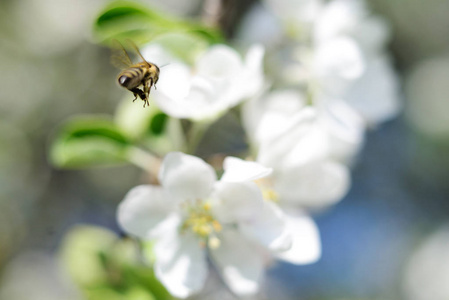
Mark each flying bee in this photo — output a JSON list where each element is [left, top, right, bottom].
[[111, 40, 160, 108]]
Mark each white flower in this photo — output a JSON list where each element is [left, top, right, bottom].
[[243, 89, 355, 208], [311, 0, 401, 124], [244, 89, 365, 165], [313, 0, 391, 57], [117, 152, 310, 298], [341, 55, 401, 125], [141, 43, 265, 121], [223, 157, 322, 264], [264, 0, 401, 126], [312, 36, 366, 96]]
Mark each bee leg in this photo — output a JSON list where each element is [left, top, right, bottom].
[[144, 80, 150, 95], [130, 87, 145, 104], [149, 78, 156, 91], [143, 80, 151, 108]]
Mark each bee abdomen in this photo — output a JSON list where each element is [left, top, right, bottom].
[[118, 68, 144, 89]]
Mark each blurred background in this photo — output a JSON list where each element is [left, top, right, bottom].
[[1, 0, 449, 299]]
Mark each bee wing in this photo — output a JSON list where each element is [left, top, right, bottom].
[[126, 39, 149, 63], [110, 39, 133, 69]]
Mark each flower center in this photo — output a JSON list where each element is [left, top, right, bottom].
[[255, 178, 280, 203], [181, 202, 222, 248]]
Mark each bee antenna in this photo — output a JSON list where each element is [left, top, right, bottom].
[[159, 63, 170, 68]]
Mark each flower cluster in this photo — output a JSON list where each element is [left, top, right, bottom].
[[111, 0, 401, 298], [45, 0, 401, 298]]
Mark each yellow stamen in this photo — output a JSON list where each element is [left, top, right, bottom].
[[212, 220, 222, 232], [262, 189, 280, 203], [203, 203, 211, 211], [255, 178, 280, 203], [208, 236, 221, 249], [181, 201, 222, 248]]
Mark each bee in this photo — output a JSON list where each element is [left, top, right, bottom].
[[111, 40, 160, 108]]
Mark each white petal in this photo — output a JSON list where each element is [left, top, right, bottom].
[[242, 89, 306, 146], [154, 229, 207, 298], [314, 0, 365, 43], [155, 73, 222, 120], [182, 76, 217, 112], [210, 230, 264, 296], [316, 37, 365, 79], [314, 37, 365, 95], [254, 90, 307, 143], [155, 63, 191, 101], [117, 185, 174, 239], [196, 45, 242, 79], [240, 201, 292, 252], [159, 152, 216, 200], [212, 181, 264, 224], [276, 212, 321, 265], [257, 107, 317, 168], [140, 44, 175, 67], [221, 157, 272, 182], [343, 55, 401, 125], [275, 160, 350, 208], [319, 99, 365, 163], [281, 124, 330, 167], [244, 44, 265, 73], [314, 0, 390, 56], [234, 44, 265, 100]]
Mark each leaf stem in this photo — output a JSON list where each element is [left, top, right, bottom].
[[126, 146, 161, 176], [167, 117, 187, 152], [187, 121, 210, 155]]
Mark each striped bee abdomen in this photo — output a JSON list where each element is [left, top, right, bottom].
[[118, 67, 145, 89]]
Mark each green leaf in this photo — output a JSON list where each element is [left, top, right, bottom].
[[50, 115, 132, 168], [129, 266, 172, 300], [93, 1, 223, 45], [150, 112, 168, 135], [126, 286, 156, 300], [85, 287, 125, 300]]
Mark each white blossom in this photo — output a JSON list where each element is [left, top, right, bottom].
[[255, 0, 401, 126], [243, 89, 355, 209], [313, 0, 391, 55], [141, 43, 265, 121], [222, 157, 322, 264], [117, 152, 316, 298], [312, 0, 401, 125]]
